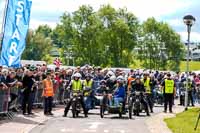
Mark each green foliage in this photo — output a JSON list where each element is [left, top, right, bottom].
[[164, 108, 200, 133], [22, 30, 52, 61], [136, 18, 184, 71], [23, 5, 184, 69]]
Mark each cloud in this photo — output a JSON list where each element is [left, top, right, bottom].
[[29, 19, 57, 29], [167, 19, 183, 28], [178, 32, 200, 42], [31, 0, 193, 20], [0, 0, 6, 33]]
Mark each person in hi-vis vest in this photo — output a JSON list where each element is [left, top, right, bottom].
[[184, 78, 194, 106], [141, 73, 154, 113], [43, 72, 54, 115], [161, 73, 176, 113], [83, 74, 96, 109], [63, 73, 88, 117]]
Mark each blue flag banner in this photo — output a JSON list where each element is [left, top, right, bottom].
[[0, 0, 32, 68]]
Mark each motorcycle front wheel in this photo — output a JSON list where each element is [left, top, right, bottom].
[[72, 101, 76, 118]]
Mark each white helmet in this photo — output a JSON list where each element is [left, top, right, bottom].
[[73, 73, 82, 78], [110, 75, 116, 82], [116, 76, 124, 84], [117, 76, 124, 81]]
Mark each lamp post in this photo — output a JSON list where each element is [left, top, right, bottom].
[[183, 15, 196, 111]]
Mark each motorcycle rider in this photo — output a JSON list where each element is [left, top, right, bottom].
[[63, 73, 88, 117], [131, 76, 150, 116], [83, 74, 95, 110], [141, 73, 154, 113], [109, 76, 126, 107]]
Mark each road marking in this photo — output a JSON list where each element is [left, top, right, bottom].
[[88, 122, 103, 129], [60, 128, 74, 132], [119, 130, 125, 133], [104, 129, 109, 133], [82, 129, 96, 132], [60, 128, 66, 132]]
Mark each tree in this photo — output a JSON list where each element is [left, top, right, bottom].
[[98, 6, 139, 67], [35, 25, 52, 38], [136, 18, 184, 71], [22, 30, 53, 63], [24, 5, 184, 70]]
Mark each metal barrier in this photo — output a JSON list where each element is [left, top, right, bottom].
[[34, 88, 44, 107], [9, 87, 19, 110], [32, 81, 43, 107], [0, 88, 13, 120]]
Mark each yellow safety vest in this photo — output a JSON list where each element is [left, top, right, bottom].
[[184, 82, 192, 91], [72, 80, 82, 91], [84, 80, 93, 88], [165, 79, 174, 94], [142, 78, 151, 94], [84, 80, 93, 96]]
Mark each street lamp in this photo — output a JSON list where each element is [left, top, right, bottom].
[[183, 15, 196, 111]]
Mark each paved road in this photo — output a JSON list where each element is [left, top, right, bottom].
[[30, 106, 163, 133]]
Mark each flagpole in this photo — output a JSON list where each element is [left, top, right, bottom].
[[0, 0, 9, 58], [0, 0, 9, 42]]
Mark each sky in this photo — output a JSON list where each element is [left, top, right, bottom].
[[0, 0, 200, 42]]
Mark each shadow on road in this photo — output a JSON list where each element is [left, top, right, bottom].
[[0, 115, 41, 125]]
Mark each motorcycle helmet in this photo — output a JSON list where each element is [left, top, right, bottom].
[[85, 73, 93, 80], [116, 76, 124, 84], [100, 80, 106, 85], [73, 73, 82, 78], [109, 75, 116, 82]]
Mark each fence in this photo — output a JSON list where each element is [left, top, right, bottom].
[[0, 88, 14, 119]]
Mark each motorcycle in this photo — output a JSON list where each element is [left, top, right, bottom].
[[71, 91, 82, 118], [155, 87, 164, 105], [128, 91, 145, 118], [100, 92, 124, 118]]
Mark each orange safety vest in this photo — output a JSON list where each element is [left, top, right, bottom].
[[128, 76, 135, 89], [43, 79, 54, 97]]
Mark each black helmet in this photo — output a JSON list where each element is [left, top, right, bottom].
[[100, 80, 106, 85], [85, 73, 93, 78]]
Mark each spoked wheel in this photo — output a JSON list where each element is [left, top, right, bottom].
[[100, 105, 105, 118]]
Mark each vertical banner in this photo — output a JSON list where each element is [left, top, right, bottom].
[[0, 0, 32, 68]]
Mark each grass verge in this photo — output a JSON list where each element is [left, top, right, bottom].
[[164, 108, 200, 133]]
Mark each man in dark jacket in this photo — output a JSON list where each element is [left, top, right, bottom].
[[22, 69, 35, 115]]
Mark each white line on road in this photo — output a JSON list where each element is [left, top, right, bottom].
[[119, 130, 125, 133], [60, 128, 66, 132], [104, 129, 109, 133], [82, 129, 96, 132], [60, 128, 74, 132], [88, 122, 103, 129]]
